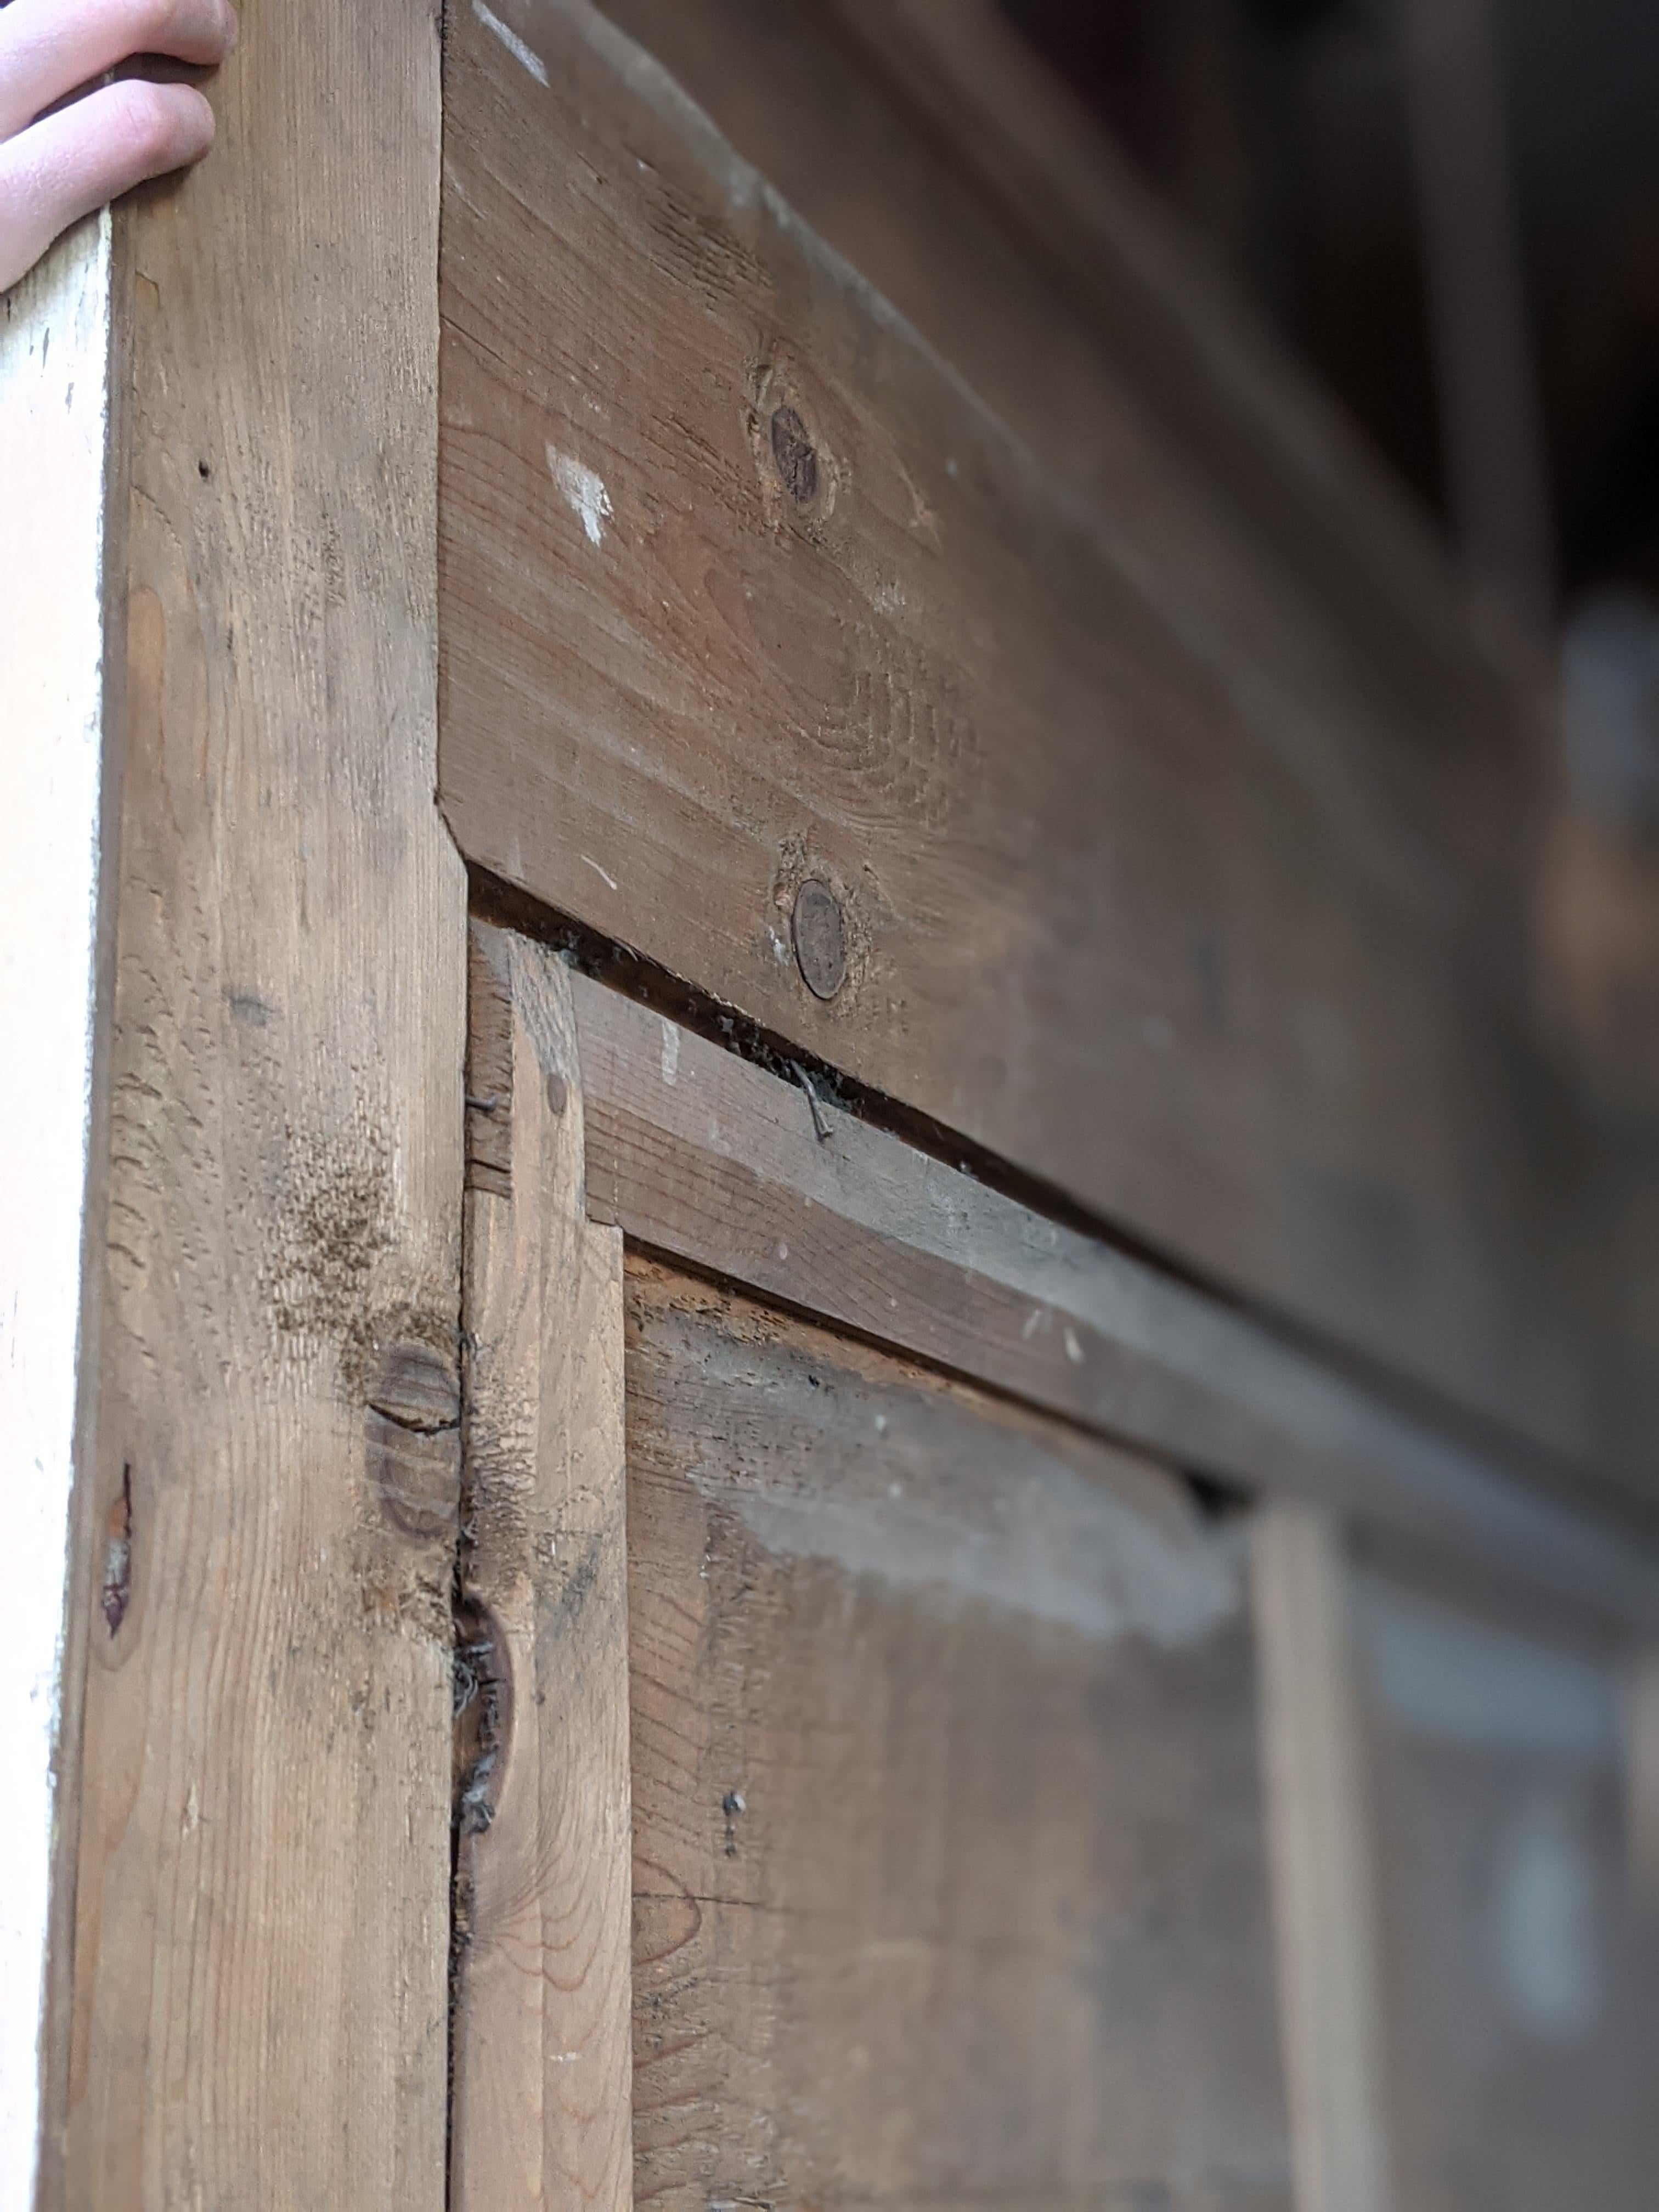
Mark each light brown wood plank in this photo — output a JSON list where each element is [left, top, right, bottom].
[[440, 0, 1630, 1491], [452, 924, 632, 2212], [1251, 1503, 1393, 2212], [568, 973, 1659, 1630], [54, 7, 466, 2199], [626, 1258, 1295, 2211]]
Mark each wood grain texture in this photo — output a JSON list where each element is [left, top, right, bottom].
[[1251, 1504, 1393, 2212], [452, 924, 633, 2212], [626, 1259, 1295, 2212], [55, 6, 466, 2200], [1352, 1565, 1659, 2212], [569, 974, 1659, 1630], [441, 0, 1631, 1491]]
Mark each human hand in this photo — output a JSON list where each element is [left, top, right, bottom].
[[1, 0, 236, 294]]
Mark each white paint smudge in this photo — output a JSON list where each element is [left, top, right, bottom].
[[1063, 1327, 1085, 1367], [725, 1466, 1240, 1651], [1353, 1575, 1621, 1762], [659, 1020, 680, 1088], [682, 1355, 1242, 1652], [546, 445, 614, 545], [581, 854, 618, 892], [472, 0, 548, 84], [1493, 1793, 1602, 2041]]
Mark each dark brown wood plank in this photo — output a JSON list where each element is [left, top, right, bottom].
[[439, 0, 1629, 1489], [625, 1257, 1295, 2211], [569, 973, 1659, 1632]]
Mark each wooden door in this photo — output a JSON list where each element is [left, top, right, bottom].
[[453, 924, 1295, 2210], [35, 0, 1659, 2201]]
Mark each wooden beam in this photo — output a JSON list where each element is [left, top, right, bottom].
[[568, 972, 1659, 1629], [452, 925, 633, 2212], [52, 2, 467, 2198]]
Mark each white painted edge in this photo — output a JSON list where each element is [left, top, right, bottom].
[[0, 207, 114, 2212]]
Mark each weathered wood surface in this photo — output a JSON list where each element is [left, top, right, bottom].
[[1352, 1566, 1659, 2212], [441, 0, 1630, 1490], [1251, 1504, 1393, 2212], [626, 1257, 1295, 2211], [620, 0, 1521, 736], [452, 925, 633, 2212], [55, 5, 467, 2200], [568, 972, 1659, 1629]]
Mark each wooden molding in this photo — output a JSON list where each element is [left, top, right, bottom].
[[567, 969, 1659, 1630], [452, 924, 633, 2212], [1252, 1501, 1394, 2212]]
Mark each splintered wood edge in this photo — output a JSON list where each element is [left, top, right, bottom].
[[566, 967, 1659, 1632]]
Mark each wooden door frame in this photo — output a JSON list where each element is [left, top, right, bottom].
[[22, 3, 470, 2202]]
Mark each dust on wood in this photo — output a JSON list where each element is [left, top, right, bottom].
[[625, 1256, 1294, 2211]]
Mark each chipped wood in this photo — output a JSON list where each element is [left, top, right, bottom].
[[451, 923, 633, 2212]]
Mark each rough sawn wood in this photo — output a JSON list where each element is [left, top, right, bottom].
[[452, 924, 633, 2212], [440, 0, 1626, 1490], [54, 4, 467, 2200]]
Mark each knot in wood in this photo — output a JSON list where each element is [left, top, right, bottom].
[[770, 404, 820, 509], [791, 879, 848, 1000]]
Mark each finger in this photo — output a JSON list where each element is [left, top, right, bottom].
[[0, 76, 213, 293], [0, 0, 235, 143]]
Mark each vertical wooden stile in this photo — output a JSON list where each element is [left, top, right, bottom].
[[452, 923, 633, 2212], [55, 2, 466, 2199], [1252, 1499, 1394, 2212]]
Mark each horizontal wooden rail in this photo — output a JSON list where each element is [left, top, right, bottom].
[[569, 970, 1659, 1631]]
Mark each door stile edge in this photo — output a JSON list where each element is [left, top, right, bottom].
[[453, 921, 634, 2211]]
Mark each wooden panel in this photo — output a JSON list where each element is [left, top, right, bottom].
[[1353, 1566, 1659, 2211], [452, 924, 633, 2211], [55, 5, 466, 2201], [568, 972, 1659, 1630], [626, 1259, 1295, 2211], [440, 0, 1625, 1487]]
